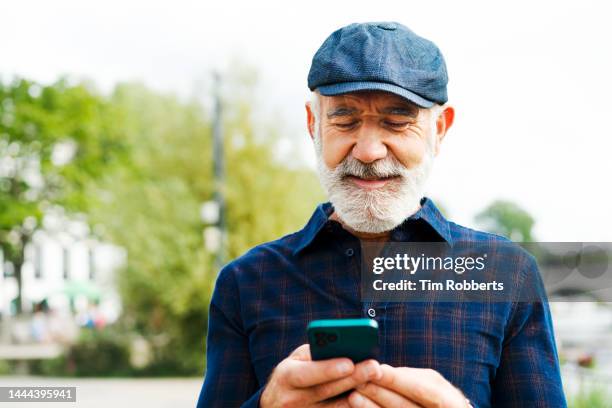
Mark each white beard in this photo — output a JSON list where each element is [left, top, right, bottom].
[[314, 136, 435, 234]]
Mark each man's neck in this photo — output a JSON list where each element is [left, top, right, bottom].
[[329, 211, 391, 241]]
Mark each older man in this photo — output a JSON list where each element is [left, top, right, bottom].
[[197, 22, 566, 407]]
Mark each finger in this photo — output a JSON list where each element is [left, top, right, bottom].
[[372, 365, 459, 407], [308, 359, 382, 402], [289, 343, 312, 361], [347, 390, 382, 408], [354, 359, 383, 382], [355, 382, 422, 408], [271, 389, 350, 408], [316, 396, 351, 408], [284, 357, 355, 388]]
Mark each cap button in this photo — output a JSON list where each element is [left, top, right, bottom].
[[376, 22, 397, 31]]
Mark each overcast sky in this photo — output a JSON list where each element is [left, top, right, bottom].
[[2, 0, 611, 241]]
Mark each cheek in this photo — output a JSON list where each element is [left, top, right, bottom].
[[391, 138, 428, 169], [321, 133, 353, 169]]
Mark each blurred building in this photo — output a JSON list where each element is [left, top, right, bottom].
[[0, 213, 124, 325]]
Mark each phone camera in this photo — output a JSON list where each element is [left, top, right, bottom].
[[314, 331, 338, 347]]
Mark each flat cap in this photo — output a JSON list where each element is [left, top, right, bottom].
[[307, 21, 448, 108]]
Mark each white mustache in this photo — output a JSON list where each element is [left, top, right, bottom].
[[337, 155, 407, 180]]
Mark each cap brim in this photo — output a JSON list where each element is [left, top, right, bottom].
[[316, 81, 434, 108]]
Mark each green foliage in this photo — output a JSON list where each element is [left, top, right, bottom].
[[1, 77, 126, 312], [2, 67, 324, 375], [85, 67, 324, 375], [474, 199, 535, 242], [568, 386, 612, 408], [32, 327, 132, 377], [0, 77, 125, 216], [0, 359, 10, 375]]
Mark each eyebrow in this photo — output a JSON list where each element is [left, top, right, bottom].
[[326, 106, 359, 119], [380, 106, 419, 117], [326, 105, 419, 119]]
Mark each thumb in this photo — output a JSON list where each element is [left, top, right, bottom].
[[289, 344, 311, 361]]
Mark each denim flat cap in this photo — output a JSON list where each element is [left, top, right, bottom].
[[307, 21, 448, 108]]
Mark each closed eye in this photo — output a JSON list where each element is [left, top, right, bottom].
[[384, 121, 410, 128], [335, 121, 359, 129]]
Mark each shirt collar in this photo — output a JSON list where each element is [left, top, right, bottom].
[[410, 196, 453, 246], [292, 196, 453, 256]]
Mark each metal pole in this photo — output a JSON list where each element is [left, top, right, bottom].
[[212, 71, 225, 270]]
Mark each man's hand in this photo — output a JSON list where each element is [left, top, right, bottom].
[[260, 344, 383, 408], [347, 364, 470, 408]]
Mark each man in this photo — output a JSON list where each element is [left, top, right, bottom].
[[197, 22, 566, 407]]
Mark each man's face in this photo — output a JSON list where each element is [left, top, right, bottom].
[[307, 90, 447, 234]]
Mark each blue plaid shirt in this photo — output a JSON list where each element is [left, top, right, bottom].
[[196, 197, 566, 407]]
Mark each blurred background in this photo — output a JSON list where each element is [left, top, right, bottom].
[[1, 0, 611, 406]]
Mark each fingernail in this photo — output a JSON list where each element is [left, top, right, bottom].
[[365, 363, 379, 378], [337, 361, 352, 375], [351, 392, 364, 406]]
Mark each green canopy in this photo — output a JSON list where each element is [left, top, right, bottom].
[[60, 280, 102, 302]]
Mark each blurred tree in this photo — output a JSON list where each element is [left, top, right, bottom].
[[0, 77, 125, 314], [474, 200, 535, 242], [429, 197, 449, 218], [86, 65, 324, 374]]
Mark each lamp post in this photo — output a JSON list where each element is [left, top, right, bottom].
[[201, 201, 221, 254], [201, 71, 226, 271]]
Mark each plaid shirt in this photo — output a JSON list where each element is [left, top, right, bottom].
[[196, 197, 566, 407]]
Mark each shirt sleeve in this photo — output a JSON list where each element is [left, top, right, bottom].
[[490, 254, 567, 407], [196, 264, 265, 407]]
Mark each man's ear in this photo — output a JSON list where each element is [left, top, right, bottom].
[[305, 101, 315, 140], [433, 105, 455, 156]]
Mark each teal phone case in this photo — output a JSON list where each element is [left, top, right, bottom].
[[307, 318, 379, 362]]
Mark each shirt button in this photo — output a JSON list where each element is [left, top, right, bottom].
[[345, 248, 354, 257], [367, 308, 376, 318]]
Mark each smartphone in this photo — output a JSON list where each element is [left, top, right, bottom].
[[307, 318, 379, 362]]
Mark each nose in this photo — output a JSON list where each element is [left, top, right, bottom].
[[351, 128, 388, 164]]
